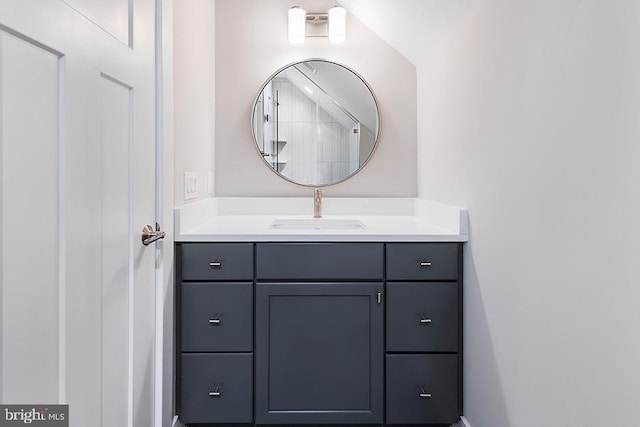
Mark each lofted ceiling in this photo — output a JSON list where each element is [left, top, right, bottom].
[[339, 0, 489, 66]]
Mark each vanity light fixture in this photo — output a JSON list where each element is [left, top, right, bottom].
[[287, 5, 347, 44], [288, 6, 306, 44], [328, 6, 346, 43]]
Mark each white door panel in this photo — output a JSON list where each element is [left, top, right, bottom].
[[0, 28, 61, 404], [100, 75, 133, 427], [0, 1, 159, 426]]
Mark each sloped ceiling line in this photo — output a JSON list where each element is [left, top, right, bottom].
[[339, 0, 489, 66]]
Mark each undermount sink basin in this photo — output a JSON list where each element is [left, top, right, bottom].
[[270, 219, 366, 231]]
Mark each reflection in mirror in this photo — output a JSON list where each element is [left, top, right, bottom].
[[252, 60, 379, 187]]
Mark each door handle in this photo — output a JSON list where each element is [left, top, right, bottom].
[[142, 223, 166, 246]]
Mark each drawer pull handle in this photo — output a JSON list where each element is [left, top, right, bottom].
[[420, 318, 432, 324], [209, 319, 221, 326], [209, 261, 222, 269], [419, 387, 432, 399], [419, 261, 432, 267], [208, 391, 221, 398]]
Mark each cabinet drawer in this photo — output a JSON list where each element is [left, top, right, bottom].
[[386, 282, 458, 352], [386, 243, 459, 281], [256, 243, 383, 280], [181, 282, 253, 352], [386, 354, 459, 425], [180, 353, 253, 424], [180, 243, 253, 281]]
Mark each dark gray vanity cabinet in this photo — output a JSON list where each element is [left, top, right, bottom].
[[176, 241, 462, 426], [254, 243, 384, 424], [176, 243, 254, 424], [385, 243, 462, 425]]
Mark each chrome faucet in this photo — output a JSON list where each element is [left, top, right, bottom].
[[313, 188, 322, 218]]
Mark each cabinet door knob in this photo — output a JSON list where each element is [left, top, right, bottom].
[[209, 318, 221, 326], [208, 391, 222, 398], [419, 261, 432, 267], [420, 318, 432, 324], [209, 261, 222, 269]]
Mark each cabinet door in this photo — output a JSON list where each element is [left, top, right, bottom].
[[255, 283, 384, 424]]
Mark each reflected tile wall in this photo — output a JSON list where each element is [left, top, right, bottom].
[[273, 78, 354, 185]]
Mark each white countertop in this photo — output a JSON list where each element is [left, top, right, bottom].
[[174, 197, 468, 242]]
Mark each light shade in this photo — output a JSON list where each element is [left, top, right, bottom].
[[328, 6, 346, 43], [288, 6, 306, 44]]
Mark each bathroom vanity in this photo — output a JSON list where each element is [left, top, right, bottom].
[[176, 58, 467, 426], [174, 197, 468, 426]]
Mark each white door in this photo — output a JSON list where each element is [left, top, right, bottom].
[[0, 1, 160, 426]]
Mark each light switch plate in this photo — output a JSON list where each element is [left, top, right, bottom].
[[184, 172, 199, 200]]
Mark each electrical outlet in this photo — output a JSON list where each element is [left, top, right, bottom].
[[184, 172, 199, 200], [207, 171, 214, 195]]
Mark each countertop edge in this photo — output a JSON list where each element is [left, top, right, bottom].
[[175, 231, 468, 243], [174, 198, 469, 243]]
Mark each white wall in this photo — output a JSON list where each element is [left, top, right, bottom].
[[173, 0, 215, 205], [417, 1, 640, 426], [214, 0, 416, 196]]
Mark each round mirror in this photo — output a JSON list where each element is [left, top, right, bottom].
[[252, 59, 380, 187]]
